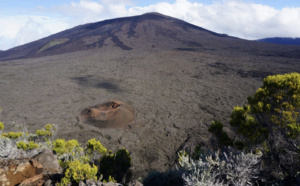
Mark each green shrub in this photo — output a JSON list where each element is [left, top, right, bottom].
[[36, 124, 55, 138], [228, 73, 300, 178], [208, 120, 223, 133], [99, 148, 131, 183], [17, 141, 28, 150], [59, 160, 98, 185], [2, 132, 23, 139], [230, 105, 268, 144], [36, 129, 51, 137], [103, 175, 117, 183], [52, 139, 81, 155], [45, 124, 56, 131], [0, 122, 4, 131], [87, 138, 107, 155], [208, 120, 233, 146], [16, 140, 39, 151], [192, 145, 204, 160], [28, 141, 39, 150]]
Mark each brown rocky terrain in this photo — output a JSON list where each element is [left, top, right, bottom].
[[0, 12, 299, 179]]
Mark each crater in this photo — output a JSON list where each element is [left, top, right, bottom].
[[80, 101, 135, 128]]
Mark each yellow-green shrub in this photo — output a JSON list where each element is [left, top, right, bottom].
[[103, 175, 117, 183], [60, 160, 98, 184], [28, 141, 39, 150], [52, 139, 81, 155], [36, 124, 55, 138], [16, 141, 39, 151], [17, 141, 28, 150], [87, 138, 107, 155], [2, 132, 23, 139], [0, 122, 4, 131], [228, 72, 300, 177]]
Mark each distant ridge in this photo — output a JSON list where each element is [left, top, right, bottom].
[[257, 37, 300, 46]]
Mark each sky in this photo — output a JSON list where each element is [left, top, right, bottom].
[[0, 0, 300, 50]]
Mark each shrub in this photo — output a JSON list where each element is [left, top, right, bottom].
[[52, 139, 81, 156], [16, 141, 28, 151], [2, 132, 23, 139], [179, 148, 261, 185], [229, 73, 300, 178], [59, 160, 98, 185], [0, 123, 132, 184], [208, 120, 233, 146], [0, 122, 4, 131], [36, 124, 56, 140], [86, 138, 107, 155], [99, 148, 131, 183], [16, 141, 39, 151], [27, 141, 39, 150]]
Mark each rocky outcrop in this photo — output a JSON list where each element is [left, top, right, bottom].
[[0, 151, 61, 186]]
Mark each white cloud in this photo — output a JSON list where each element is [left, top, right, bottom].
[[127, 0, 300, 39], [1, 0, 300, 50], [0, 15, 69, 50]]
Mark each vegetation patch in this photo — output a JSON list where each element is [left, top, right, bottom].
[[37, 38, 69, 53]]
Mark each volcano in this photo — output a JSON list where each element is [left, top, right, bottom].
[[0, 13, 299, 179]]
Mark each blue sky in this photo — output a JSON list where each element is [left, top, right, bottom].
[[1, 0, 300, 9], [1, 0, 300, 50]]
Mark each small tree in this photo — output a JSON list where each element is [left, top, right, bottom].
[[230, 73, 300, 180]]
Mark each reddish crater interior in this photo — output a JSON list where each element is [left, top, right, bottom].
[[80, 101, 135, 128]]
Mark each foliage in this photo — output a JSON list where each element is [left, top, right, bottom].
[[103, 175, 117, 183], [247, 73, 300, 138], [208, 120, 233, 147], [27, 141, 39, 150], [16, 140, 39, 151], [59, 160, 98, 185], [0, 122, 4, 131], [178, 148, 261, 186], [192, 145, 205, 160], [230, 105, 268, 145], [52, 139, 81, 156], [1, 132, 23, 139], [0, 123, 131, 184], [86, 138, 107, 155], [229, 73, 300, 178], [36, 124, 56, 141], [99, 148, 131, 183]]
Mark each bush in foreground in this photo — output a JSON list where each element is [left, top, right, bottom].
[[0, 122, 131, 185], [143, 148, 261, 186], [179, 148, 261, 186]]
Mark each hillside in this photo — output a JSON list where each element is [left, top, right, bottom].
[[258, 37, 300, 46], [0, 12, 300, 179]]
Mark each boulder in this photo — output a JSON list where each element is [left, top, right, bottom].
[[0, 151, 61, 186]]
